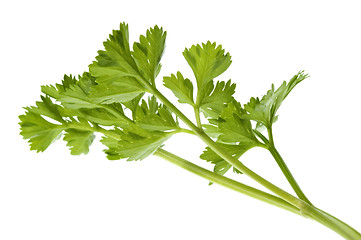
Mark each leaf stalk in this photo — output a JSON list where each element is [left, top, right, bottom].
[[154, 148, 301, 215]]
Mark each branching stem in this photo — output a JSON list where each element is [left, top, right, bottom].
[[149, 87, 303, 208], [147, 86, 361, 239]]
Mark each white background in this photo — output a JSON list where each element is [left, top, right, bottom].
[[1, 0, 361, 239]]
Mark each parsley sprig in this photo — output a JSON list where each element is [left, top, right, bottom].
[[19, 22, 361, 240]]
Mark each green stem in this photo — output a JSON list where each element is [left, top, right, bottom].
[[194, 106, 202, 128], [154, 148, 301, 215], [178, 128, 197, 135], [197, 132, 303, 208], [268, 144, 312, 205], [253, 129, 269, 145], [67, 122, 122, 140], [267, 125, 274, 145], [266, 126, 312, 205]]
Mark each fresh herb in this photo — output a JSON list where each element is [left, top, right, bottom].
[[19, 22, 361, 240]]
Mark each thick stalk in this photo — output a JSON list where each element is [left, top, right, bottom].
[[154, 148, 301, 215], [302, 205, 361, 240], [155, 149, 361, 240]]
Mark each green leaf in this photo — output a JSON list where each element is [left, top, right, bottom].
[[199, 101, 261, 177], [70, 107, 126, 127], [101, 130, 171, 161], [135, 96, 178, 131], [200, 143, 251, 176], [217, 101, 260, 146], [89, 22, 140, 81], [122, 93, 144, 119], [42, 73, 99, 109], [41, 74, 77, 99], [199, 80, 236, 118], [89, 76, 145, 104], [19, 110, 64, 152], [64, 128, 95, 155], [42, 73, 131, 125], [20, 23, 176, 159], [242, 71, 309, 127], [202, 124, 221, 139], [132, 25, 166, 83], [89, 24, 166, 103], [19, 91, 120, 153], [183, 41, 231, 89], [26, 95, 66, 124], [57, 85, 97, 109], [19, 97, 98, 154], [163, 71, 194, 106]]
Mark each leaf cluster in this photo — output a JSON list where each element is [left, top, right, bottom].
[[19, 22, 307, 178], [200, 71, 308, 176], [19, 23, 177, 161]]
